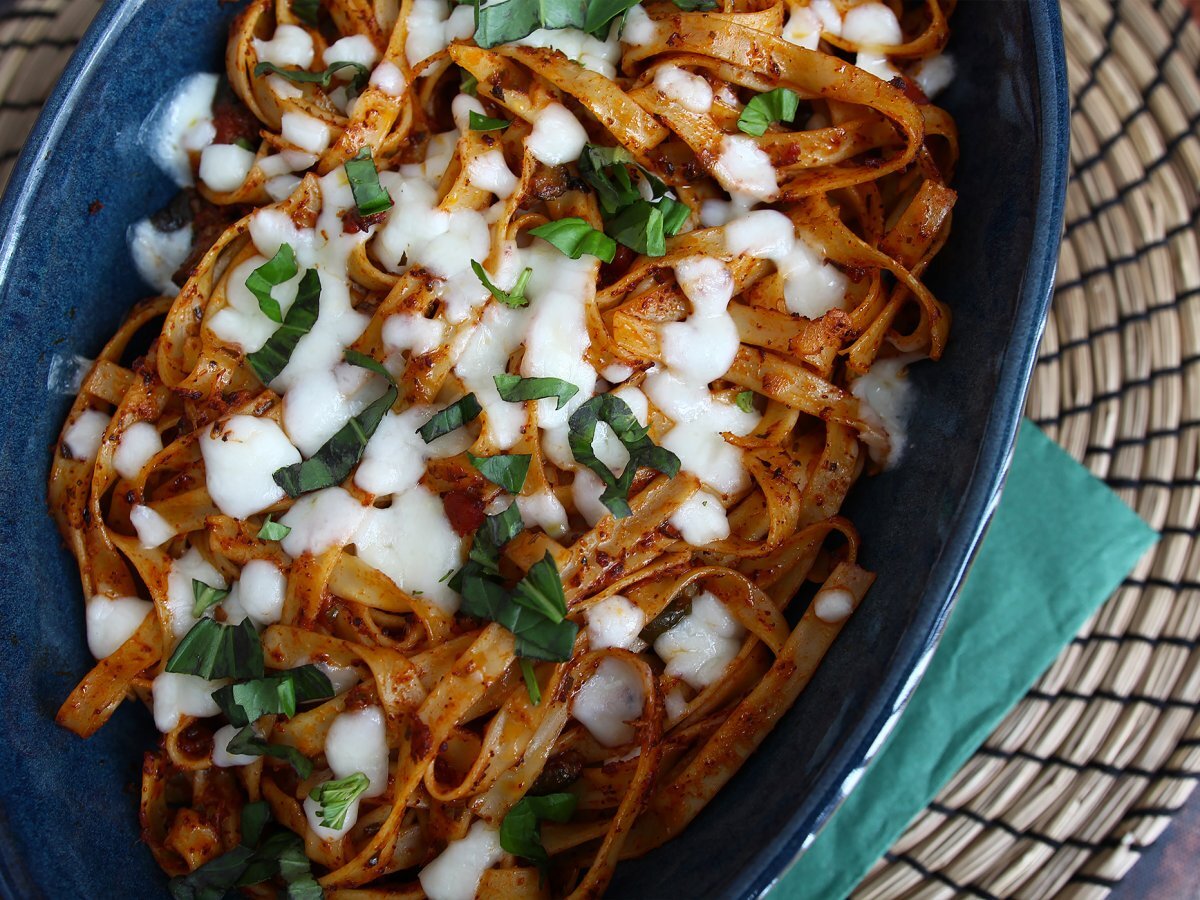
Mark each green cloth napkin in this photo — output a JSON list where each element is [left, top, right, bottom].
[[772, 419, 1159, 899]]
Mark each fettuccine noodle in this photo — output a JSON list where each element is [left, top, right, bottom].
[[50, 0, 957, 895]]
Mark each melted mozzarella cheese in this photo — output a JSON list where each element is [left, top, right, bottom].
[[622, 5, 658, 46], [712, 135, 777, 201], [516, 489, 569, 538], [842, 2, 902, 46], [324, 34, 379, 68], [454, 303, 528, 447], [199, 144, 256, 193], [325, 706, 390, 796], [353, 486, 465, 612], [913, 53, 956, 98], [227, 559, 287, 627], [130, 504, 175, 549], [653, 591, 745, 689], [653, 65, 713, 113], [152, 672, 227, 733], [660, 256, 739, 384], [113, 421, 163, 480], [382, 311, 447, 356], [514, 27, 622, 79], [467, 149, 518, 199], [253, 24, 315, 67], [370, 61, 408, 96], [526, 103, 588, 166], [851, 355, 917, 468], [572, 657, 645, 746], [406, 0, 474, 66], [281, 112, 332, 154], [782, 6, 822, 49], [279, 487, 367, 557], [668, 488, 730, 545], [356, 404, 471, 496], [724, 209, 847, 318], [63, 409, 110, 462], [572, 468, 612, 527], [212, 723, 260, 767], [282, 363, 373, 457], [419, 821, 504, 900], [165, 547, 227, 639], [586, 595, 647, 651], [199, 415, 301, 519], [128, 217, 192, 295], [813, 587, 856, 623], [146, 72, 217, 187], [86, 595, 153, 659]]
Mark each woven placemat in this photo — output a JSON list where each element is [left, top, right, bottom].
[[2, 0, 1197, 897]]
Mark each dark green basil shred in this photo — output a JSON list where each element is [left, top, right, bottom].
[[226, 725, 313, 777], [493, 374, 579, 409], [254, 61, 370, 94], [499, 792, 578, 870], [191, 579, 229, 617], [245, 243, 297, 324], [736, 87, 800, 137], [416, 394, 482, 443], [468, 110, 510, 131], [344, 147, 393, 217], [211, 665, 335, 727], [165, 618, 265, 681], [472, 260, 532, 308], [578, 144, 689, 257], [247, 268, 321, 385], [468, 451, 532, 493], [257, 515, 292, 541], [529, 218, 617, 262], [290, 0, 320, 25]]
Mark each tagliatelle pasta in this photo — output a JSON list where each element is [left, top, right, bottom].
[[50, 0, 957, 895]]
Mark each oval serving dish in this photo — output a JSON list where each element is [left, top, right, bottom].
[[0, 0, 1068, 896]]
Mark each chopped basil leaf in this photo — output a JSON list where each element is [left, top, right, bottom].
[[468, 451, 531, 493], [582, 0, 640, 36], [191, 579, 230, 618], [211, 665, 335, 727], [416, 394, 482, 443], [604, 199, 684, 257], [499, 792, 578, 869], [451, 502, 525, 591], [257, 514, 292, 541], [468, 110, 510, 131], [737, 87, 800, 137], [474, 0, 587, 49], [309, 772, 370, 830], [638, 597, 691, 643], [247, 268, 321, 385], [245, 243, 297, 324], [291, 0, 320, 25], [567, 393, 680, 518], [578, 144, 687, 257], [579, 145, 642, 215], [529, 218, 616, 262], [520, 658, 541, 705], [460, 552, 578, 661], [471, 260, 532, 308], [226, 725, 313, 777], [512, 552, 567, 624], [254, 61, 370, 94], [735, 390, 756, 413], [672, 0, 718, 9], [344, 147, 393, 217], [166, 618, 265, 680], [273, 352, 397, 497], [167, 798, 321, 900], [460, 69, 479, 95], [493, 374, 579, 409], [234, 137, 256, 152]]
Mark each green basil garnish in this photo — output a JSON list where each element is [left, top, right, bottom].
[[416, 394, 482, 443], [245, 243, 297, 324], [493, 374, 579, 409], [468, 452, 532, 493], [166, 618, 265, 681], [308, 772, 370, 830], [191, 579, 230, 618], [737, 87, 800, 137], [257, 515, 292, 541], [211, 665, 335, 727], [499, 792, 578, 870], [254, 61, 370, 94], [529, 218, 616, 262], [471, 260, 532, 308], [247, 268, 321, 385], [735, 390, 756, 413], [468, 111, 510, 131], [225, 725, 313, 778], [344, 147, 393, 217]]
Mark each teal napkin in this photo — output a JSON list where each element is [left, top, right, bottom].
[[772, 419, 1159, 899]]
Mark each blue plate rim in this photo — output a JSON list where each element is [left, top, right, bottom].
[[0, 0, 1071, 896]]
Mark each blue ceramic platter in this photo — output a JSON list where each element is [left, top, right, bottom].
[[0, 1, 1068, 897]]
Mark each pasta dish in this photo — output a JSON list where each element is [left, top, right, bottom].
[[50, 0, 957, 895]]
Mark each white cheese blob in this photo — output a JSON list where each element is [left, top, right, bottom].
[[572, 657, 645, 747], [653, 592, 745, 689], [661, 422, 748, 496], [622, 5, 658, 46], [146, 72, 218, 187], [453, 303, 528, 446], [419, 821, 504, 900], [304, 791, 361, 842], [912, 53, 956, 98], [668, 488, 731, 545], [354, 487, 464, 613], [152, 672, 227, 733], [405, 0, 473, 65], [325, 706, 389, 797], [712, 134, 777, 201], [85, 595, 153, 659], [130, 504, 175, 549], [810, 0, 844, 34], [660, 256, 739, 385], [653, 65, 713, 114], [586, 595, 647, 651], [813, 587, 855, 623], [199, 144, 256, 193], [200, 415, 301, 519], [281, 112, 331, 154], [467, 149, 518, 199], [128, 217, 192, 296], [165, 547, 227, 639], [370, 60, 408, 97], [63, 409, 110, 462], [572, 467, 612, 527], [724, 210, 847, 318], [851, 355, 917, 468], [279, 487, 367, 557], [282, 363, 372, 457], [324, 34, 379, 68], [516, 489, 569, 539], [356, 405, 470, 496], [212, 723, 260, 767], [513, 27, 622, 79], [782, 6, 823, 49], [253, 24, 315, 68], [382, 312, 447, 357], [841, 2, 903, 46], [526, 103, 588, 166], [854, 51, 901, 81], [113, 421, 163, 480], [226, 560, 287, 627]]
